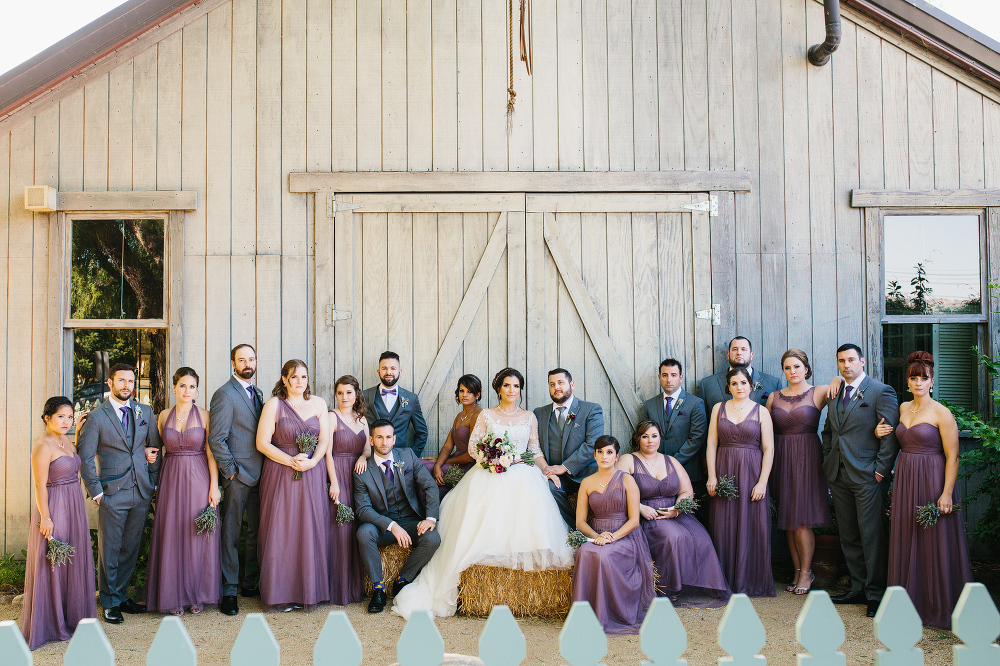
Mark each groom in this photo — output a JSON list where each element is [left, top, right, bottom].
[[77, 363, 161, 624], [534, 368, 604, 528], [354, 419, 440, 613], [363, 351, 429, 456]]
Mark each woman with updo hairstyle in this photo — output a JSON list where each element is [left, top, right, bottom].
[[256, 359, 332, 611], [20, 397, 96, 649], [325, 374, 369, 605], [875, 351, 972, 628], [427, 374, 483, 498]]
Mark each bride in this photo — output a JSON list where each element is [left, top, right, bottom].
[[392, 367, 574, 618]]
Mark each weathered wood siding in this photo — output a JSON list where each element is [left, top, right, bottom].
[[0, 0, 999, 550]]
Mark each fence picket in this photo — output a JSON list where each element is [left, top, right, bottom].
[[794, 591, 845, 666], [314, 610, 363, 666], [873, 587, 924, 666], [639, 597, 686, 666], [479, 605, 526, 666], [397, 610, 444, 666], [0, 620, 31, 666], [560, 601, 607, 666], [717, 594, 766, 665], [64, 618, 114, 666], [231, 613, 279, 666], [951, 582, 1000, 666], [147, 616, 196, 666]]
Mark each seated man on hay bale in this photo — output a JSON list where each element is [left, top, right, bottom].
[[354, 419, 440, 613]]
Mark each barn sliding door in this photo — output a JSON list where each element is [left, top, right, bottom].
[[315, 192, 714, 452]]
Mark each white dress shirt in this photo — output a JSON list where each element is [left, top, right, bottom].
[[379, 384, 399, 413], [552, 395, 576, 422]]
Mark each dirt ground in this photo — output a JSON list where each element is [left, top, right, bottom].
[[0, 586, 977, 665]]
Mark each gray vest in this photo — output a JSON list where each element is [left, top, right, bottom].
[[383, 463, 419, 523], [547, 411, 564, 466]]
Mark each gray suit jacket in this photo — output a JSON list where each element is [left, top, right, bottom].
[[352, 447, 439, 532], [209, 376, 265, 486], [363, 385, 429, 456], [78, 399, 162, 500], [532, 398, 604, 481], [642, 389, 707, 482], [700, 366, 782, 419], [822, 375, 900, 485]]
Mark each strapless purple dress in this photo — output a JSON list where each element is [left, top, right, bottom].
[[769, 388, 831, 529], [633, 457, 730, 607], [572, 470, 654, 635], [257, 400, 330, 609], [20, 453, 96, 649], [328, 411, 365, 605], [888, 422, 972, 628], [421, 424, 475, 500], [146, 407, 221, 613], [709, 403, 775, 596]]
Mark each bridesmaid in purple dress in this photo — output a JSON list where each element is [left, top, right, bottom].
[[20, 397, 96, 649], [256, 359, 332, 611], [765, 349, 833, 595], [325, 374, 370, 605], [573, 435, 655, 635], [618, 420, 730, 607], [146, 367, 221, 615], [706, 367, 776, 597], [427, 374, 482, 499], [877, 351, 972, 628]]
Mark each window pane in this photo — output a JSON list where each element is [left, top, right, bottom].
[[883, 323, 979, 412], [884, 215, 980, 315], [71, 219, 164, 319], [72, 328, 168, 417]]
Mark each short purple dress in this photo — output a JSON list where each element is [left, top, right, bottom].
[[709, 403, 775, 597], [20, 453, 96, 650], [257, 399, 330, 609], [146, 407, 221, 613], [633, 456, 730, 607], [572, 470, 655, 635], [328, 411, 365, 605], [769, 388, 831, 529], [888, 422, 972, 629], [420, 424, 475, 500]]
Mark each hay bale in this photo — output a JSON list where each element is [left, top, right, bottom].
[[457, 565, 574, 619], [362, 544, 412, 596]]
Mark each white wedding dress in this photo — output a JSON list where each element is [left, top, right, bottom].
[[392, 408, 574, 619]]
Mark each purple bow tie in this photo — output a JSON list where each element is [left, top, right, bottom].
[[381, 388, 397, 396]]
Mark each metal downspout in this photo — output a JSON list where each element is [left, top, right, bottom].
[[808, 0, 843, 65]]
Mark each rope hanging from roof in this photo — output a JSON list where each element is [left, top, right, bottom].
[[506, 0, 532, 136]]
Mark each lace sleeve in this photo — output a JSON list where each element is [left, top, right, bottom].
[[469, 410, 489, 463], [527, 412, 542, 459]]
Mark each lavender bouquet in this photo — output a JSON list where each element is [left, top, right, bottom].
[[45, 537, 76, 571], [519, 451, 536, 466], [661, 497, 700, 515], [442, 465, 466, 487], [715, 475, 738, 500], [293, 431, 319, 480], [915, 501, 961, 528], [335, 502, 355, 525], [195, 505, 218, 534], [566, 530, 592, 550]]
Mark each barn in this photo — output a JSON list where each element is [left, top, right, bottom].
[[0, 0, 998, 553]]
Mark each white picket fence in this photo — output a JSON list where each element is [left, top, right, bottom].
[[0, 584, 997, 665]]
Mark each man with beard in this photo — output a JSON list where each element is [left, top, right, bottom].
[[78, 363, 162, 624], [534, 368, 604, 528], [209, 343, 265, 615], [699, 336, 782, 419], [363, 351, 429, 456]]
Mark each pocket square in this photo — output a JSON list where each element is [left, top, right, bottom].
[[860, 402, 869, 408]]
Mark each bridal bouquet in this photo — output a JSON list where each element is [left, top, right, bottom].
[[45, 537, 76, 571], [474, 428, 516, 474], [293, 431, 319, 480]]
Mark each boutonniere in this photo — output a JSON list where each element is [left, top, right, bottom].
[[393, 460, 405, 474], [854, 388, 866, 402], [567, 413, 576, 422], [399, 397, 409, 410], [752, 381, 763, 392], [133, 402, 146, 426]]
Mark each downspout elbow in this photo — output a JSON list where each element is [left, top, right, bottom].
[[808, 0, 842, 66]]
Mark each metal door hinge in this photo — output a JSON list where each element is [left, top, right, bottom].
[[326, 304, 352, 326], [680, 195, 719, 217], [327, 195, 363, 217], [696, 303, 721, 325]]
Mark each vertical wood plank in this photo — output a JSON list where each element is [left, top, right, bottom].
[[508, 0, 533, 170], [256, 0, 281, 254], [356, 0, 382, 171], [281, 0, 307, 258], [132, 47, 157, 191], [59, 90, 85, 192], [985, 100, 1000, 189], [83, 75, 110, 192], [532, 0, 559, 171], [437, 212, 464, 449], [182, 16, 208, 259], [388, 213, 414, 390], [157, 32, 183, 191], [525, 212, 546, 408], [543, 214, 559, 382], [856, 28, 884, 190], [107, 62, 133, 191], [881, 42, 909, 190], [281, 256, 309, 362], [556, 0, 583, 171], [206, 256, 233, 396], [332, 206, 356, 381], [432, 0, 458, 171], [656, 0, 684, 170], [582, 0, 609, 171], [507, 211, 527, 381], [408, 0, 433, 171], [711, 193, 737, 371], [906, 56, 934, 190], [306, 0, 331, 173], [463, 212, 489, 403], [481, 0, 508, 172], [632, 213, 659, 401], [412, 213, 438, 407], [314, 193, 335, 400], [606, 0, 634, 171], [658, 213, 686, 365], [958, 84, 985, 189], [362, 213, 389, 388], [232, 0, 257, 254], [681, 0, 708, 170], [383, 0, 408, 171], [581, 212, 611, 426], [632, 0, 659, 171], [706, 0, 733, 171], [556, 213, 586, 388], [756, 0, 784, 254], [331, 0, 357, 171], [606, 212, 634, 440], [208, 4, 233, 257], [931, 69, 959, 190], [761, 252, 788, 382], [864, 207, 883, 376], [230, 255, 257, 358], [256, 254, 282, 382], [352, 205, 364, 379], [457, 0, 483, 171], [486, 212, 508, 408], [0, 131, 7, 547], [183, 253, 207, 384]]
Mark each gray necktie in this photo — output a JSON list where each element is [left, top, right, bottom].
[[557, 406, 566, 430]]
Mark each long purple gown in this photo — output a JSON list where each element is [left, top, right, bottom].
[[572, 470, 655, 635], [888, 422, 972, 629], [146, 407, 221, 613], [769, 388, 831, 529], [420, 424, 475, 500], [632, 457, 730, 607], [257, 399, 330, 609], [328, 411, 365, 605], [20, 453, 96, 650], [709, 403, 775, 597]]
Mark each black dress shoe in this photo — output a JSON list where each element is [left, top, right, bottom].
[[120, 598, 147, 614], [102, 606, 124, 624], [830, 592, 867, 605], [867, 600, 880, 618], [368, 589, 387, 613], [220, 595, 239, 615], [392, 579, 410, 596], [240, 586, 260, 598]]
